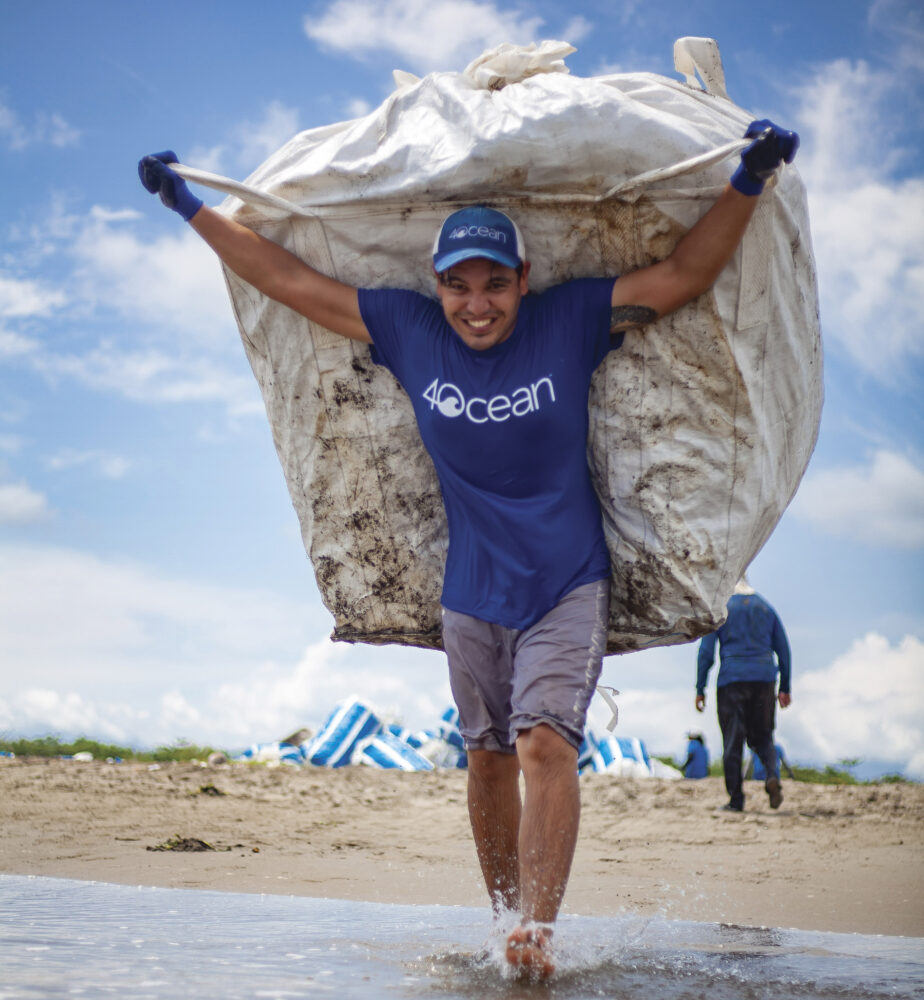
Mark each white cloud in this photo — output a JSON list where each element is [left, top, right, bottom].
[[207, 639, 450, 745], [869, 0, 924, 74], [0, 100, 25, 149], [8, 201, 229, 341], [68, 207, 232, 342], [0, 273, 67, 318], [0, 481, 50, 522], [0, 637, 451, 749], [1, 546, 919, 774], [183, 102, 302, 178], [0, 98, 81, 151], [0, 542, 451, 747], [305, 0, 545, 74], [560, 16, 592, 45], [601, 631, 924, 778], [0, 434, 24, 454], [787, 633, 924, 776], [346, 98, 373, 118], [793, 58, 924, 379], [39, 343, 261, 415], [44, 113, 81, 148], [45, 448, 131, 480], [236, 100, 301, 170], [185, 143, 228, 175], [2, 205, 262, 417], [4, 193, 80, 270], [0, 329, 39, 358], [3, 690, 143, 744], [593, 60, 628, 77], [791, 450, 924, 547], [0, 544, 321, 692]]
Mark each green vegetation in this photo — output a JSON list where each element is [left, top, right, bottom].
[[1, 738, 913, 784], [788, 757, 907, 785], [655, 754, 911, 785], [0, 735, 222, 762], [790, 763, 859, 784]]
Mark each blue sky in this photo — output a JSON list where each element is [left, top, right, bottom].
[[1, 0, 922, 777]]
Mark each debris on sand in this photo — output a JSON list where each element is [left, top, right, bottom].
[[147, 835, 223, 853]]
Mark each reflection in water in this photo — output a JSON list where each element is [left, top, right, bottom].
[[2, 875, 922, 999]]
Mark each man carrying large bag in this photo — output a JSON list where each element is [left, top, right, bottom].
[[139, 118, 797, 979]]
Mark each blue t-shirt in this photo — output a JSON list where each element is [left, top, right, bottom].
[[696, 593, 792, 693], [358, 278, 618, 630], [684, 739, 710, 779], [752, 744, 784, 781]]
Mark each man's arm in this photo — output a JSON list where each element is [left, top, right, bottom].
[[190, 207, 371, 342], [609, 121, 799, 330], [610, 183, 759, 326], [695, 632, 718, 711], [771, 610, 792, 707], [138, 152, 371, 344]]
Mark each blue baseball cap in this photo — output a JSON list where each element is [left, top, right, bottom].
[[432, 206, 526, 273]]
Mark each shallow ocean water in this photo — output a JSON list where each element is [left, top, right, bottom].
[[1, 874, 922, 999]]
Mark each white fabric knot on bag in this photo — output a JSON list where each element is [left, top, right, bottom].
[[391, 40, 574, 94], [462, 40, 575, 90]]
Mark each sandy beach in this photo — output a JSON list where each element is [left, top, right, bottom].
[[2, 757, 922, 938]]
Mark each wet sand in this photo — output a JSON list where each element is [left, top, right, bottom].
[[2, 758, 922, 937]]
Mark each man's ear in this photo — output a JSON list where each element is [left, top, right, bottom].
[[519, 260, 531, 294]]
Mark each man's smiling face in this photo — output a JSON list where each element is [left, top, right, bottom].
[[435, 257, 531, 351]]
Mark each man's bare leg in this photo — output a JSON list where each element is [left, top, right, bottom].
[[466, 748, 522, 914], [504, 724, 580, 979]]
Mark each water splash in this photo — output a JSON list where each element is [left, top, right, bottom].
[[2, 875, 921, 999]]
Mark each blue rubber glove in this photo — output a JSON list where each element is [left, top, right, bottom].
[[138, 150, 203, 221], [730, 120, 800, 196]]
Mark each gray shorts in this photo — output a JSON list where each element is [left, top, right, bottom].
[[441, 579, 609, 753]]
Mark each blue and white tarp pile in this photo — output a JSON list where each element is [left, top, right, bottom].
[[236, 741, 306, 767], [235, 698, 467, 772], [234, 696, 676, 778], [579, 731, 654, 779]]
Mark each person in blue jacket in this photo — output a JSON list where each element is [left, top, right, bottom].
[[682, 731, 710, 779], [139, 121, 798, 979], [696, 578, 792, 812], [749, 742, 795, 781]]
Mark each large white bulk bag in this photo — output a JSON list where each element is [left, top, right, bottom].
[[175, 38, 821, 653]]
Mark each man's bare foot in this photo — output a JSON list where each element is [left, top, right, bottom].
[[505, 924, 555, 980]]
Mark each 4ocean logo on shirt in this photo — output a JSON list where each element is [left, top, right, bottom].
[[422, 375, 556, 424]]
